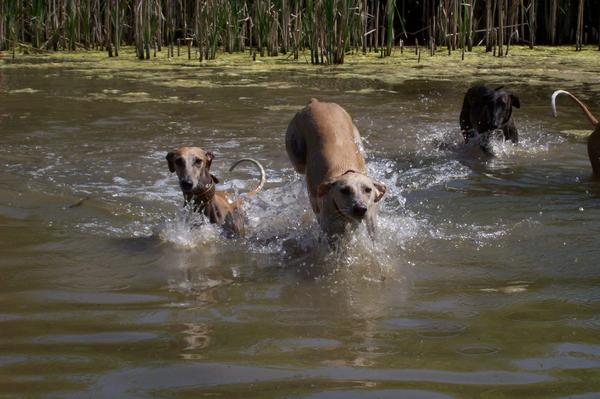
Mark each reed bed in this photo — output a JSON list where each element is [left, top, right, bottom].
[[1, 1, 598, 64]]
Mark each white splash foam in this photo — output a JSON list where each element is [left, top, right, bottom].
[[159, 210, 221, 249]]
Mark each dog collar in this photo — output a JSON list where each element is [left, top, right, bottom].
[[191, 182, 216, 211], [342, 169, 361, 176]]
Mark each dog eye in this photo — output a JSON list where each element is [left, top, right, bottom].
[[365, 187, 372, 194], [194, 158, 203, 166], [175, 158, 184, 166], [340, 187, 351, 195]]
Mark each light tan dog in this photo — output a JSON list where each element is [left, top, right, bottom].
[[286, 98, 386, 239], [551, 90, 600, 177], [166, 147, 266, 237]]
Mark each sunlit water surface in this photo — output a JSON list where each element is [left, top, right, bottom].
[[1, 53, 600, 398]]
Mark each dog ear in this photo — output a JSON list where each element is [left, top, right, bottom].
[[372, 179, 387, 203], [210, 174, 220, 184], [317, 180, 335, 198], [166, 152, 176, 173], [510, 93, 520, 109], [205, 151, 214, 169]]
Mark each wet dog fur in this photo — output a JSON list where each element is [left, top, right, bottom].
[[285, 98, 386, 240], [166, 147, 265, 237], [551, 89, 600, 177], [460, 85, 520, 152]]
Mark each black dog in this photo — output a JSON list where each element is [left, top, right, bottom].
[[459, 85, 520, 152]]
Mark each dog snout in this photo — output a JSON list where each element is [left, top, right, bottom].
[[352, 203, 368, 218], [180, 178, 193, 190]]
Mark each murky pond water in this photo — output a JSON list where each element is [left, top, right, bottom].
[[1, 48, 600, 398]]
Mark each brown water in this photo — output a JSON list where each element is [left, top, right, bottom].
[[1, 48, 600, 398]]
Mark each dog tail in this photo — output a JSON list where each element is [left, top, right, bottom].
[[551, 89, 598, 127], [229, 158, 266, 196]]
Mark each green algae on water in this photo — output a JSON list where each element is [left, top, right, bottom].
[[2, 46, 599, 92]]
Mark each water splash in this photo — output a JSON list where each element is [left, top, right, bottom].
[[3, 114, 562, 280], [159, 206, 222, 249]]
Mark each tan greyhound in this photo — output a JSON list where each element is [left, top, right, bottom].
[[551, 90, 600, 177], [166, 147, 266, 237], [285, 98, 386, 239]]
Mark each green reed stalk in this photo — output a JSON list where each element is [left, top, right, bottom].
[[67, 0, 77, 50], [304, 0, 317, 63], [268, 7, 279, 55], [335, 0, 345, 62], [150, 0, 161, 57], [528, 0, 536, 48], [144, 0, 153, 59], [223, 0, 233, 53], [92, 0, 101, 49], [5, 0, 18, 57], [2, 0, 599, 61], [216, 0, 230, 55], [322, 0, 334, 63], [134, 0, 142, 58], [31, 0, 45, 48], [384, 0, 394, 56], [239, 0, 248, 52], [197, 0, 216, 60], [197, 0, 205, 60], [80, 0, 91, 48], [459, 0, 467, 59], [105, 0, 113, 55], [548, 0, 556, 45], [497, 0, 504, 56], [234, 0, 245, 52], [291, 0, 299, 59], [280, 0, 289, 54], [453, 0, 458, 50], [254, 0, 270, 56], [0, 4, 4, 50], [167, 0, 175, 56], [575, 0, 583, 51], [340, 0, 357, 63], [207, 0, 220, 60], [113, 0, 119, 56], [468, 0, 475, 51]]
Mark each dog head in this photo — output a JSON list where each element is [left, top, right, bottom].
[[166, 147, 219, 200], [316, 170, 386, 223], [477, 86, 520, 132]]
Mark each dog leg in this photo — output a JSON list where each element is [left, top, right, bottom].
[[588, 129, 600, 177], [503, 118, 519, 144], [459, 96, 474, 143], [285, 120, 307, 174]]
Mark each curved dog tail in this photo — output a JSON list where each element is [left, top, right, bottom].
[[229, 158, 266, 196], [551, 89, 599, 127]]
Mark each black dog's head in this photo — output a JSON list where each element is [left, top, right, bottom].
[[477, 86, 520, 132]]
